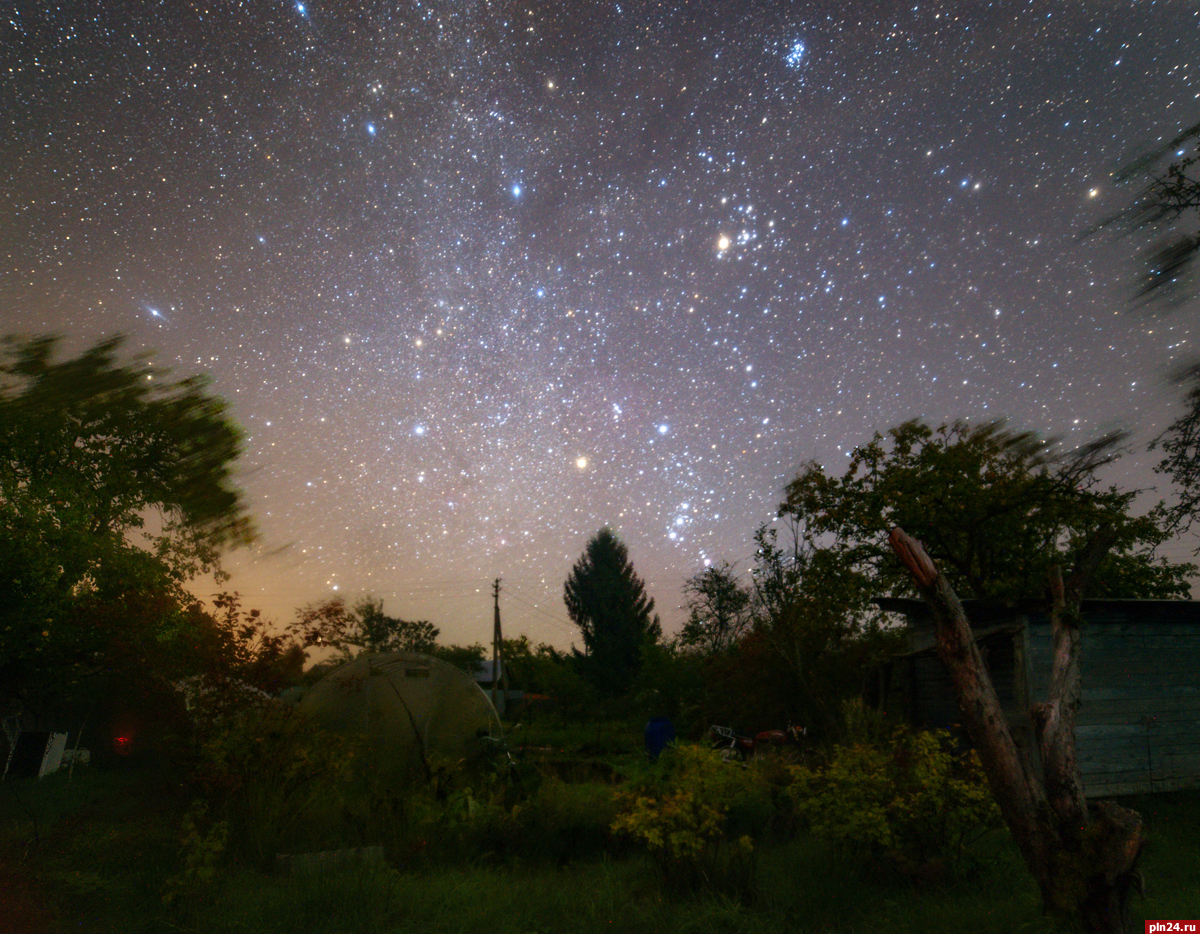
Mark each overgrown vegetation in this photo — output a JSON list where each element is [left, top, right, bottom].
[[3, 724, 1197, 934]]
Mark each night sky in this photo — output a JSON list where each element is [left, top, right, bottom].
[[4, 1, 1199, 647]]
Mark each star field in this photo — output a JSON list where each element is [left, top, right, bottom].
[[3, 1, 1199, 644]]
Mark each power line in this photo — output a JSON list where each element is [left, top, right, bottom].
[[501, 585, 576, 634]]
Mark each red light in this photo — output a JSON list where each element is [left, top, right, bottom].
[[113, 735, 133, 754]]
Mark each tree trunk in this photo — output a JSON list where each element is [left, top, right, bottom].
[[888, 527, 1144, 933]]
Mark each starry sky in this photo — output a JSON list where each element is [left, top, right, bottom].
[[4, 0, 1199, 647]]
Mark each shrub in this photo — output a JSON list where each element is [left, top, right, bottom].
[[162, 799, 229, 906], [515, 778, 619, 863], [788, 728, 1000, 876], [187, 704, 360, 868], [611, 744, 771, 900]]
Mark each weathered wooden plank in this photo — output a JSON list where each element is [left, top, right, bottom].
[[1078, 685, 1200, 701], [1081, 731, 1200, 745], [1080, 624, 1200, 638], [1036, 696, 1198, 718], [1078, 713, 1200, 728], [1078, 653, 1200, 673], [1077, 648, 1200, 668], [1076, 746, 1200, 776], [1078, 703, 1200, 722], [1083, 760, 1200, 782], [1077, 743, 1157, 762], [1084, 630, 1200, 643], [1084, 774, 1200, 797], [1079, 726, 1200, 747]]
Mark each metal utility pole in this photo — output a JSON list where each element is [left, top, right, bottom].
[[491, 578, 509, 714]]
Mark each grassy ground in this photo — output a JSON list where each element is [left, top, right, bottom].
[[3, 756, 1198, 933]]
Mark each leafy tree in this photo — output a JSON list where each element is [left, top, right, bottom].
[[350, 597, 440, 654], [563, 527, 662, 696], [0, 334, 253, 713], [678, 561, 752, 656], [290, 595, 440, 659], [746, 519, 899, 738], [428, 642, 488, 673], [497, 635, 565, 692], [779, 419, 1193, 602]]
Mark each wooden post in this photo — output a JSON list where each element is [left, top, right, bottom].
[[491, 578, 505, 715]]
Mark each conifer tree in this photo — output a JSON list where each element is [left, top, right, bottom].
[[563, 528, 661, 696]]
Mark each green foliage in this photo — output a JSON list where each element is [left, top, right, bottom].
[[515, 777, 620, 862], [162, 799, 230, 906], [11, 761, 1200, 934], [612, 744, 771, 898], [189, 704, 359, 867], [0, 334, 252, 709], [497, 634, 566, 692], [788, 728, 1001, 875], [695, 626, 809, 734], [780, 418, 1194, 601], [627, 641, 705, 729], [350, 597, 439, 653], [746, 519, 903, 739], [427, 641, 488, 672], [564, 527, 663, 696]]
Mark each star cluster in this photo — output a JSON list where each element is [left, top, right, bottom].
[[3, 1, 1198, 642]]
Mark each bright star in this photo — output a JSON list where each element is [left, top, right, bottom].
[[717, 235, 730, 251], [657, 424, 669, 435], [366, 123, 376, 136], [575, 456, 588, 470], [511, 184, 522, 198]]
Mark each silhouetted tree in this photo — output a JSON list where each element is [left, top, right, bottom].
[[1095, 121, 1200, 548], [563, 528, 661, 696], [290, 595, 439, 658], [779, 419, 1193, 601], [678, 561, 752, 656], [0, 334, 252, 713], [1098, 118, 1200, 308]]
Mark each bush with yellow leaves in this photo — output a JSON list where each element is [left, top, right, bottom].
[[611, 744, 770, 900], [788, 727, 1000, 876]]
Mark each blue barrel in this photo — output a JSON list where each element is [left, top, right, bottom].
[[644, 717, 675, 761]]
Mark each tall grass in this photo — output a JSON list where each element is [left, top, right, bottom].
[[3, 756, 1198, 933]]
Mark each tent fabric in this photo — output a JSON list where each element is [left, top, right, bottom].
[[299, 651, 501, 779]]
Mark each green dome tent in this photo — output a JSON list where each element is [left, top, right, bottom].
[[298, 652, 501, 780]]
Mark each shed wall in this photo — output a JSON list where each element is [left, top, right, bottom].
[[1027, 619, 1200, 796]]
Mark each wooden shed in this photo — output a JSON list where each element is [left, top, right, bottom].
[[877, 598, 1200, 797]]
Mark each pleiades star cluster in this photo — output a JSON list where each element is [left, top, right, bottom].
[[3, 1, 1198, 643]]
